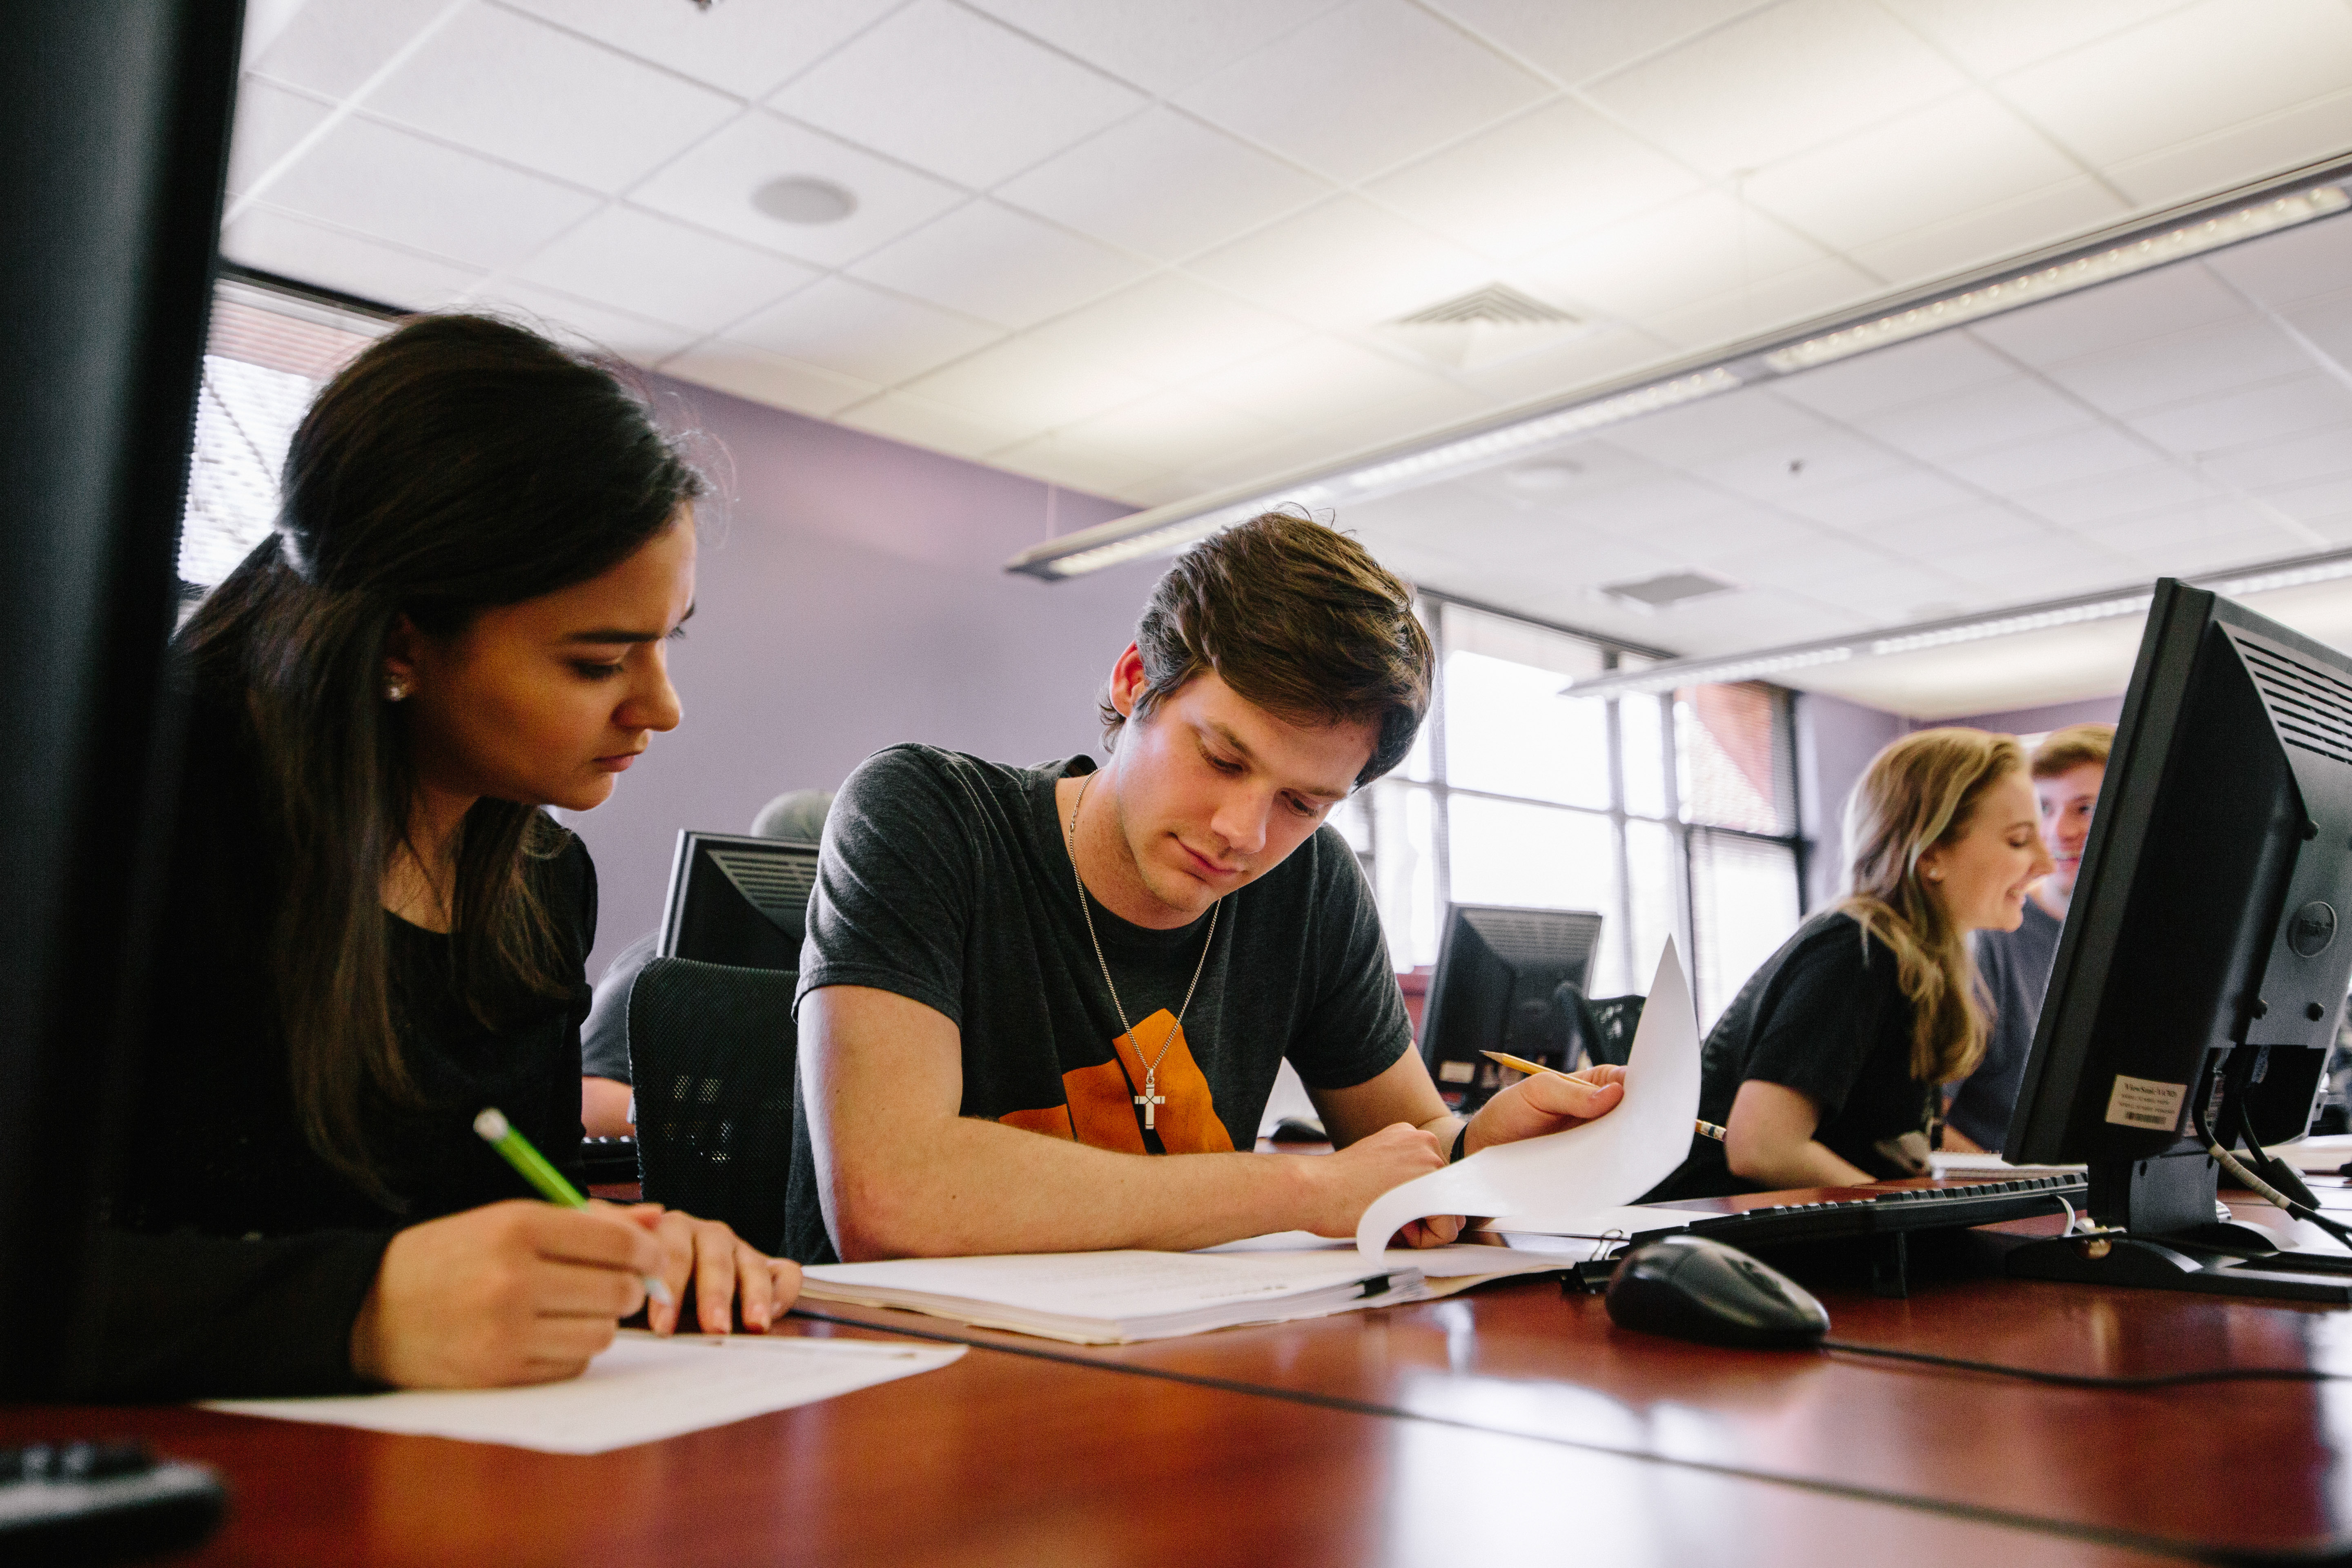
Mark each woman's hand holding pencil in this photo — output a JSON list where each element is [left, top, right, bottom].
[[1479, 1050, 1726, 1144]]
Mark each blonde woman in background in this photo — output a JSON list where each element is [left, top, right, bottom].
[[1647, 729, 2054, 1199]]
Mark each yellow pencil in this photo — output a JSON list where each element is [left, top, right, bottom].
[[1479, 1049, 1727, 1142]]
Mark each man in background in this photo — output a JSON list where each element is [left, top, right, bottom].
[[580, 788, 833, 1136], [1944, 723, 2113, 1150]]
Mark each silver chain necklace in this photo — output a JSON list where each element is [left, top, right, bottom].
[[1063, 770, 1217, 1133]]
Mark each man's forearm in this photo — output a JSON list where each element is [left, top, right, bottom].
[[821, 1118, 1325, 1261]]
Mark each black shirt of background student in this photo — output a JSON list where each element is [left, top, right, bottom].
[[87, 674, 594, 1397], [787, 744, 1411, 1265], [1646, 911, 1938, 1200]]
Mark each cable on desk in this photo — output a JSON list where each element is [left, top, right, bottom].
[[1818, 1339, 2348, 1390]]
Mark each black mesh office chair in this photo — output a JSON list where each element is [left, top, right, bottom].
[[1556, 983, 1647, 1069], [627, 956, 798, 1255]]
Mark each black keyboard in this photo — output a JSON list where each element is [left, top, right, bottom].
[[1655, 1174, 2090, 1250], [0, 1441, 225, 1561]]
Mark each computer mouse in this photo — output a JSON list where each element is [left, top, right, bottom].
[[1268, 1116, 1328, 1143], [1605, 1234, 1830, 1348]]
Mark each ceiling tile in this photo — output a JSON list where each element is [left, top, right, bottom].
[[1185, 197, 1492, 332], [2214, 216, 2352, 312], [995, 107, 1327, 261], [1554, 470, 1744, 532], [1642, 506, 1832, 560], [1020, 274, 1309, 383], [2195, 425, 2352, 489], [1692, 428, 1907, 505], [1365, 100, 1703, 263], [848, 201, 1149, 330], [227, 77, 333, 197], [1935, 423, 2156, 492], [255, 116, 600, 270], [962, 0, 1347, 95], [1855, 377, 2095, 463], [247, 0, 449, 99], [2040, 317, 2307, 418], [831, 390, 1033, 460], [1844, 177, 2129, 289], [2273, 292, 2352, 376], [220, 205, 485, 309], [1772, 330, 2020, 421], [2076, 497, 2288, 555], [2013, 463, 2216, 528], [1581, 0, 1970, 175], [662, 339, 879, 418], [1740, 92, 2083, 255], [1446, 325, 1674, 405], [1512, 190, 1830, 325], [1422, 0, 1773, 85], [727, 276, 1001, 384], [1174, 0, 1548, 183], [1047, 388, 1295, 469], [1919, 519, 2123, 578], [1967, 262, 2245, 364], [628, 109, 967, 267], [902, 336, 1157, 429], [1597, 386, 1836, 465], [2255, 474, 2352, 528], [2126, 372, 2352, 454], [768, 0, 1143, 189], [363, 5, 739, 191], [514, 205, 819, 334], [1637, 254, 1881, 350], [2100, 87, 2352, 209], [461, 280, 701, 363], [1787, 468, 1980, 530], [501, 0, 903, 99], [984, 434, 1170, 502], [1882, 0, 2195, 78], [1188, 335, 1487, 432], [1991, 0, 2352, 169]]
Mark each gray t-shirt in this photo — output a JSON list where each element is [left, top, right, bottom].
[[785, 743, 1412, 1263], [580, 931, 657, 1083], [1948, 899, 2063, 1149]]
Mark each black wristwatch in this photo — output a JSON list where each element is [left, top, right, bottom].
[[1448, 1124, 1470, 1163]]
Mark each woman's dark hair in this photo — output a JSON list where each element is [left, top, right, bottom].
[[178, 314, 705, 1202]]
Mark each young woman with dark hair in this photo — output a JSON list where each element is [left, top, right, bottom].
[[1649, 728, 2055, 1200], [97, 314, 796, 1394]]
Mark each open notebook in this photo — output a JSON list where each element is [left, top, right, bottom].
[[798, 1239, 1567, 1345]]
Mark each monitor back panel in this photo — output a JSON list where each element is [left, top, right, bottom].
[[658, 832, 819, 971]]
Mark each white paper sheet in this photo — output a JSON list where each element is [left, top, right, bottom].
[[1356, 940, 1703, 1258], [203, 1331, 963, 1454], [1474, 1204, 1706, 1240]]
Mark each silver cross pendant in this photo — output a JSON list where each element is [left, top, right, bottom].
[[1134, 1076, 1166, 1131]]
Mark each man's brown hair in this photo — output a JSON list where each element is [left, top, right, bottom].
[[2031, 722, 2114, 779], [1101, 510, 1434, 786]]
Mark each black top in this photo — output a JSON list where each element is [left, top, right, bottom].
[[84, 679, 595, 1397], [786, 744, 1410, 1264], [1947, 900, 2062, 1149], [1646, 911, 1940, 1200]]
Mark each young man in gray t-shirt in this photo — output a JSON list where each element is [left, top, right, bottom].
[[788, 513, 1626, 1265]]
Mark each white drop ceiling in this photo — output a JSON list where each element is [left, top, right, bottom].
[[220, 0, 2352, 715]]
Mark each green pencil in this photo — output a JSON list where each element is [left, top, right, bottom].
[[474, 1107, 673, 1306]]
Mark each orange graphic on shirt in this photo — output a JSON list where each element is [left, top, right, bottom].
[[997, 1008, 1233, 1154]]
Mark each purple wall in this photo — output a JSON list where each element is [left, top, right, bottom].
[[1792, 691, 1906, 911], [561, 379, 1152, 978]]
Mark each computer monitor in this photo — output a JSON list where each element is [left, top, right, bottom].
[[657, 831, 820, 971], [2004, 577, 2352, 1299], [1419, 904, 1603, 1110]]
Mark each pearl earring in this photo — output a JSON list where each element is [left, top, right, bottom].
[[385, 678, 410, 702]]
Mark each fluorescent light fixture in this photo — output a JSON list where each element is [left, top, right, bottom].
[[1764, 187, 2349, 375], [1558, 544, 2352, 701], [1009, 165, 2352, 583]]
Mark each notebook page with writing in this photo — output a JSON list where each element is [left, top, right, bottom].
[[1356, 940, 1702, 1258], [203, 1332, 962, 1454]]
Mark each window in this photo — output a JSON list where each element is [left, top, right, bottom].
[[1350, 596, 1807, 1030], [178, 281, 381, 599]]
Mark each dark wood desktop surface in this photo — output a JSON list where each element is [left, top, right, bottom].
[[803, 1189, 2352, 1564], [3, 1313, 2184, 1568]]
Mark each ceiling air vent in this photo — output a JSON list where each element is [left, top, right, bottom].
[[1383, 283, 1582, 368], [1599, 571, 1737, 614]]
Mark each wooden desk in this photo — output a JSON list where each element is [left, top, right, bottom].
[[804, 1203, 2352, 1564], [6, 1313, 2183, 1568]]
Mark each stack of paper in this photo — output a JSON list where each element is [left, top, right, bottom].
[[799, 1243, 1566, 1345]]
